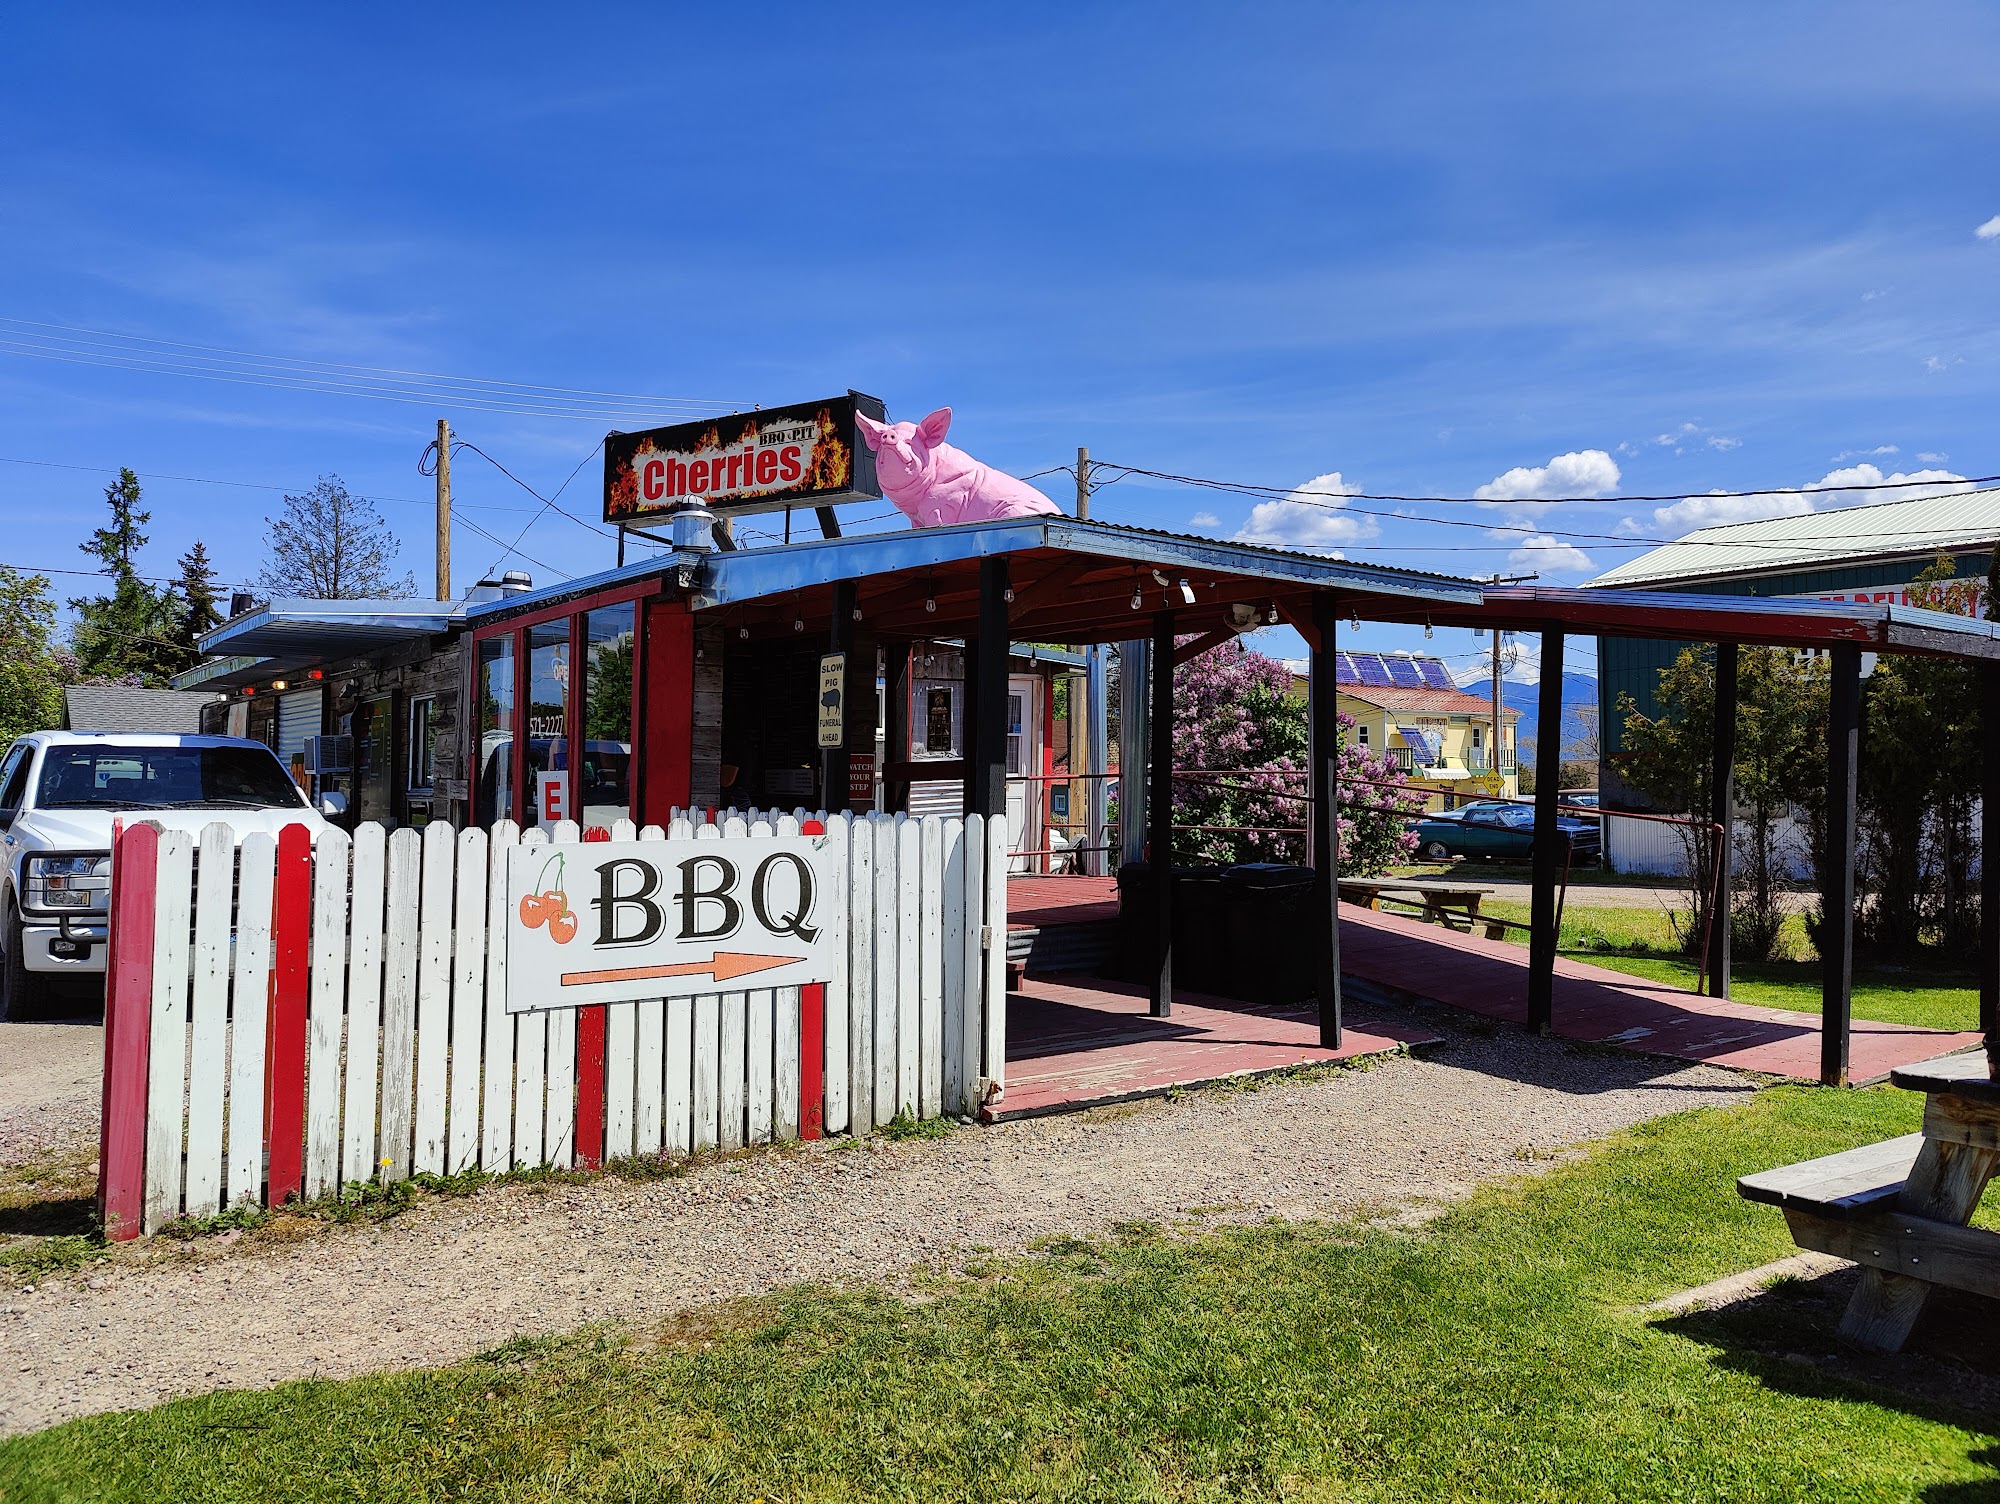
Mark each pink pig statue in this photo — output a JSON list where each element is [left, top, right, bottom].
[[855, 408, 1062, 529]]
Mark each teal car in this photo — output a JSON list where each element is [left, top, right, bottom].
[[1408, 801, 1601, 863]]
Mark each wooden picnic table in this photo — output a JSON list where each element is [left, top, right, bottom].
[[1338, 878, 1506, 940], [1739, 1049, 2000, 1351]]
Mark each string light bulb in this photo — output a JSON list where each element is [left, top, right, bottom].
[[1267, 602, 1279, 624], [1130, 585, 1143, 610]]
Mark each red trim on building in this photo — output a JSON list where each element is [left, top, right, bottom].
[[642, 600, 695, 824], [800, 982, 825, 1139]]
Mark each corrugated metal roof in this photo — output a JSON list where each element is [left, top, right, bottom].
[[1584, 486, 2000, 589]]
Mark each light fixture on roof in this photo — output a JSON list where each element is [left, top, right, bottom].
[[271, 679, 288, 691], [794, 616, 804, 633], [1177, 579, 1195, 605], [1424, 618, 1433, 639], [739, 626, 749, 639], [1003, 587, 1014, 603], [1267, 602, 1279, 624], [1130, 584, 1143, 610]]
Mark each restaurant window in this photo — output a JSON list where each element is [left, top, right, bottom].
[[475, 635, 515, 827], [580, 603, 636, 832], [527, 621, 569, 832], [408, 696, 437, 793]]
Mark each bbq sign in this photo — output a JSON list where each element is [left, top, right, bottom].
[[604, 392, 886, 527], [506, 836, 840, 1012]]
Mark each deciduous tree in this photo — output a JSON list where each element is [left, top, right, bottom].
[[0, 569, 68, 743], [258, 475, 416, 600]]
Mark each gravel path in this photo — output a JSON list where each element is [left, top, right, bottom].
[[0, 1022, 101, 1168], [0, 1017, 1755, 1437]]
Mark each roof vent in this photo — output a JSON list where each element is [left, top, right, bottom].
[[465, 571, 534, 605]]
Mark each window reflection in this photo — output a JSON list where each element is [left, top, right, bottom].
[[528, 621, 569, 831], [476, 636, 514, 826], [581, 604, 635, 833]]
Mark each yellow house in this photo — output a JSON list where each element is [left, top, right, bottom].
[[1328, 652, 1519, 809]]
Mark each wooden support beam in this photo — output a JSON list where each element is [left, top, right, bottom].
[[969, 556, 1010, 820], [1526, 625, 1564, 1035], [1172, 627, 1236, 667], [1707, 641, 1738, 998], [1309, 593, 1343, 1049], [1822, 642, 1861, 1087], [1150, 609, 1176, 1018], [1984, 661, 2000, 1075], [883, 640, 911, 814], [821, 580, 856, 811]]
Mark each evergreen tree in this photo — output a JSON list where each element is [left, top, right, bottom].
[[80, 468, 150, 581], [68, 467, 181, 684], [168, 540, 225, 667], [258, 475, 416, 600], [0, 569, 68, 742]]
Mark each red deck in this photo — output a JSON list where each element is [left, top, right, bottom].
[[995, 975, 1438, 1120], [1003, 876, 1981, 1088]]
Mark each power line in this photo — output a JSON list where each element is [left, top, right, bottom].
[[1094, 461, 2000, 507], [0, 317, 747, 422], [1085, 469, 2000, 554], [0, 454, 541, 514]]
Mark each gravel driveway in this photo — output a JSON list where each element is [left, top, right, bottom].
[[0, 1021, 101, 1168], [0, 1014, 1755, 1437]]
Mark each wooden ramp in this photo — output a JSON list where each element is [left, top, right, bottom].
[[1338, 903, 1981, 1084], [1000, 877, 1981, 1090], [993, 976, 1438, 1121]]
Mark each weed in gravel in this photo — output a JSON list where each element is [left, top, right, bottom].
[[880, 1110, 955, 1142], [0, 1233, 103, 1281]]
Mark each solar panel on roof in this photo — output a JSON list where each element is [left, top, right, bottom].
[[1386, 656, 1424, 688], [1417, 658, 1455, 690], [1396, 725, 1438, 764], [1353, 653, 1393, 687], [1334, 651, 1357, 684]]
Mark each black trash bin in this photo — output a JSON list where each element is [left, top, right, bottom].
[[1222, 864, 1320, 1006], [1109, 862, 1229, 987]]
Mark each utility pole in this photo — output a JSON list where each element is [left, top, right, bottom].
[[1484, 572, 1537, 789], [434, 418, 452, 600], [1076, 446, 1090, 520]]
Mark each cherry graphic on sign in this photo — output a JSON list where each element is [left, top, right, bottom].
[[519, 851, 578, 945]]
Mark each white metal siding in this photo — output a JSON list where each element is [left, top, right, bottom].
[[275, 690, 323, 772]]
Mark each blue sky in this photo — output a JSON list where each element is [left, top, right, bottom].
[[4, 3, 1997, 683]]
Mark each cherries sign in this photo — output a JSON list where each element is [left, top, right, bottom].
[[517, 851, 578, 945]]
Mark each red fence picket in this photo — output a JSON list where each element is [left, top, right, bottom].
[[264, 823, 313, 1204], [97, 821, 156, 1242]]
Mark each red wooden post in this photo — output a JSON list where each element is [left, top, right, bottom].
[[264, 823, 313, 1204], [572, 824, 612, 1167], [800, 982, 826, 1140], [98, 821, 156, 1241], [574, 1006, 607, 1167]]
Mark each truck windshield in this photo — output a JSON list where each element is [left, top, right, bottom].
[[35, 745, 307, 811]]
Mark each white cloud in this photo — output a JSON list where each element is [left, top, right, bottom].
[[1505, 533, 1594, 573], [1234, 471, 1376, 551], [1706, 436, 1742, 451], [1651, 462, 1967, 534], [1919, 451, 1949, 463], [1831, 444, 1898, 461], [1652, 423, 1699, 447], [1473, 449, 1621, 502], [1976, 215, 2000, 240], [1189, 511, 1219, 529]]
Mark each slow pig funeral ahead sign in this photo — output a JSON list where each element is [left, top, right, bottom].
[[604, 392, 886, 527], [506, 835, 840, 1013]]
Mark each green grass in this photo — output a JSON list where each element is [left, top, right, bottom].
[[3, 1087, 1993, 1502], [1478, 900, 1979, 1033]]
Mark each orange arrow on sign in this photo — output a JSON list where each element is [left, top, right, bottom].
[[559, 952, 805, 988]]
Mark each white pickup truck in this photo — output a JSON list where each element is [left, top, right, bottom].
[[0, 731, 342, 1019]]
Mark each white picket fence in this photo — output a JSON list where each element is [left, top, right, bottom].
[[125, 810, 1006, 1233]]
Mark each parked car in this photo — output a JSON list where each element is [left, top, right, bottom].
[[1407, 800, 1601, 863], [0, 732, 342, 1019]]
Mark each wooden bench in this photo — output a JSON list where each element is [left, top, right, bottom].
[[1737, 1052, 2000, 1351], [1339, 878, 1506, 940]]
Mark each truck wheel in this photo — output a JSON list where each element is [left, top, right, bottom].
[[0, 904, 51, 1022], [1422, 840, 1452, 862]]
